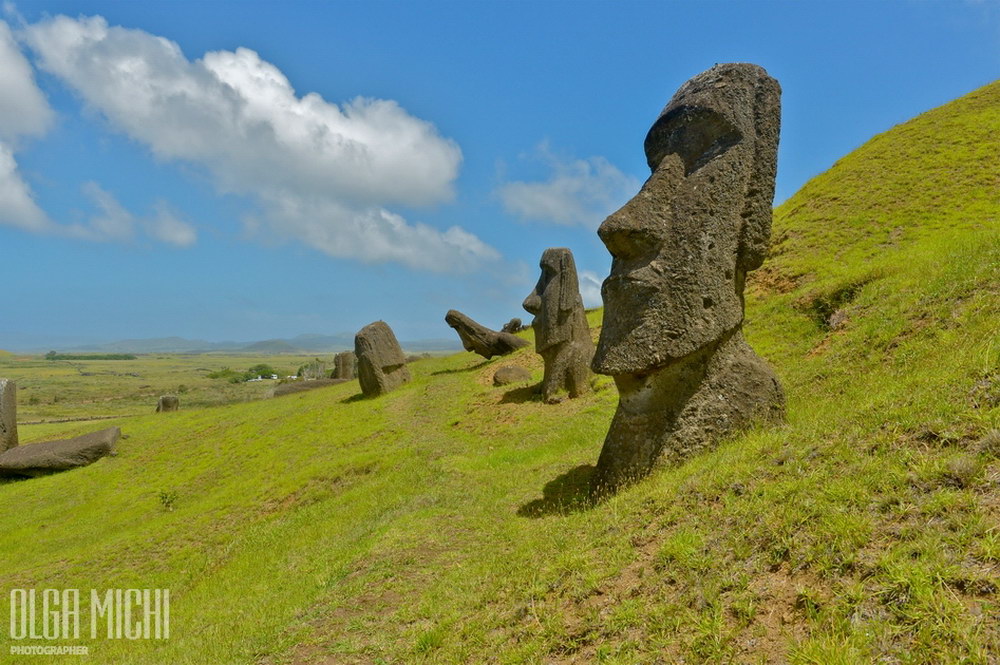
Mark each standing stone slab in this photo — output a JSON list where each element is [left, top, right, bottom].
[[590, 63, 785, 496], [156, 395, 179, 412], [523, 248, 595, 402], [333, 351, 357, 380], [0, 379, 17, 452], [444, 310, 530, 359], [0, 427, 119, 478], [355, 321, 411, 397]]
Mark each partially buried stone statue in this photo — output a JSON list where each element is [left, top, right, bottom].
[[523, 248, 594, 402], [0, 427, 120, 478], [1, 378, 17, 452], [445, 310, 529, 359], [355, 321, 411, 397], [0, 377, 118, 477], [156, 395, 179, 412], [332, 351, 357, 380], [590, 63, 785, 495], [501, 318, 525, 334]]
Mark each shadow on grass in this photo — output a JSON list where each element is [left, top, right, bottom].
[[517, 464, 597, 518], [339, 393, 368, 404], [499, 385, 540, 404], [431, 360, 489, 376]]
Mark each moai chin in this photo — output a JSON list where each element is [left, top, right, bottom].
[[590, 63, 786, 496], [0, 379, 18, 452], [523, 248, 595, 402]]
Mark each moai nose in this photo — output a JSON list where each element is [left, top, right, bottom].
[[522, 291, 541, 315]]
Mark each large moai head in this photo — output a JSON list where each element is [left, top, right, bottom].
[[593, 63, 781, 375], [523, 248, 584, 352], [355, 321, 411, 397]]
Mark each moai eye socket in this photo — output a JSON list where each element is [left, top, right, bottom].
[[644, 106, 742, 175]]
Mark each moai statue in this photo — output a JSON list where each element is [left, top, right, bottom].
[[590, 63, 785, 496], [355, 321, 411, 397], [501, 318, 524, 334], [0, 379, 18, 451], [523, 248, 595, 402], [444, 310, 530, 359], [333, 351, 357, 380], [0, 427, 120, 478], [156, 395, 179, 412]]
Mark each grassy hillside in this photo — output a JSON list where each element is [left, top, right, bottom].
[[0, 82, 997, 664], [0, 353, 326, 422]]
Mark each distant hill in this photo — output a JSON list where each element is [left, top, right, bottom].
[[241, 339, 302, 354], [41, 332, 462, 354]]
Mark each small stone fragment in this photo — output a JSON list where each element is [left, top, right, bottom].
[[493, 366, 532, 386]]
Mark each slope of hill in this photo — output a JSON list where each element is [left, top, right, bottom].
[[0, 83, 997, 664]]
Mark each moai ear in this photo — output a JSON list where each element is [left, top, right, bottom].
[[558, 249, 582, 313], [738, 73, 781, 272]]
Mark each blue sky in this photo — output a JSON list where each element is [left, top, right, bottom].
[[0, 0, 997, 349]]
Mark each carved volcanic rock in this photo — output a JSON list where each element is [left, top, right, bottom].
[[0, 379, 17, 452], [501, 318, 525, 334], [0, 427, 120, 478], [493, 366, 532, 386], [333, 351, 357, 380], [355, 321, 411, 397], [590, 63, 785, 496], [445, 310, 529, 359], [156, 395, 179, 412], [523, 248, 595, 401]]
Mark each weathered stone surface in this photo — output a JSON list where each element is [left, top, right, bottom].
[[493, 366, 532, 386], [523, 248, 595, 401], [501, 318, 525, 334], [0, 378, 17, 452], [591, 63, 785, 496], [156, 395, 179, 412], [272, 378, 347, 398], [0, 427, 119, 478], [445, 310, 529, 359], [355, 321, 411, 397], [332, 351, 357, 380]]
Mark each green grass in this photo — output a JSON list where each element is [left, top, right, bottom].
[[0, 81, 997, 663], [0, 353, 325, 422]]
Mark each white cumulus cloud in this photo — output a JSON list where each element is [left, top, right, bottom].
[[498, 143, 640, 229], [0, 19, 54, 232], [22, 14, 497, 271]]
